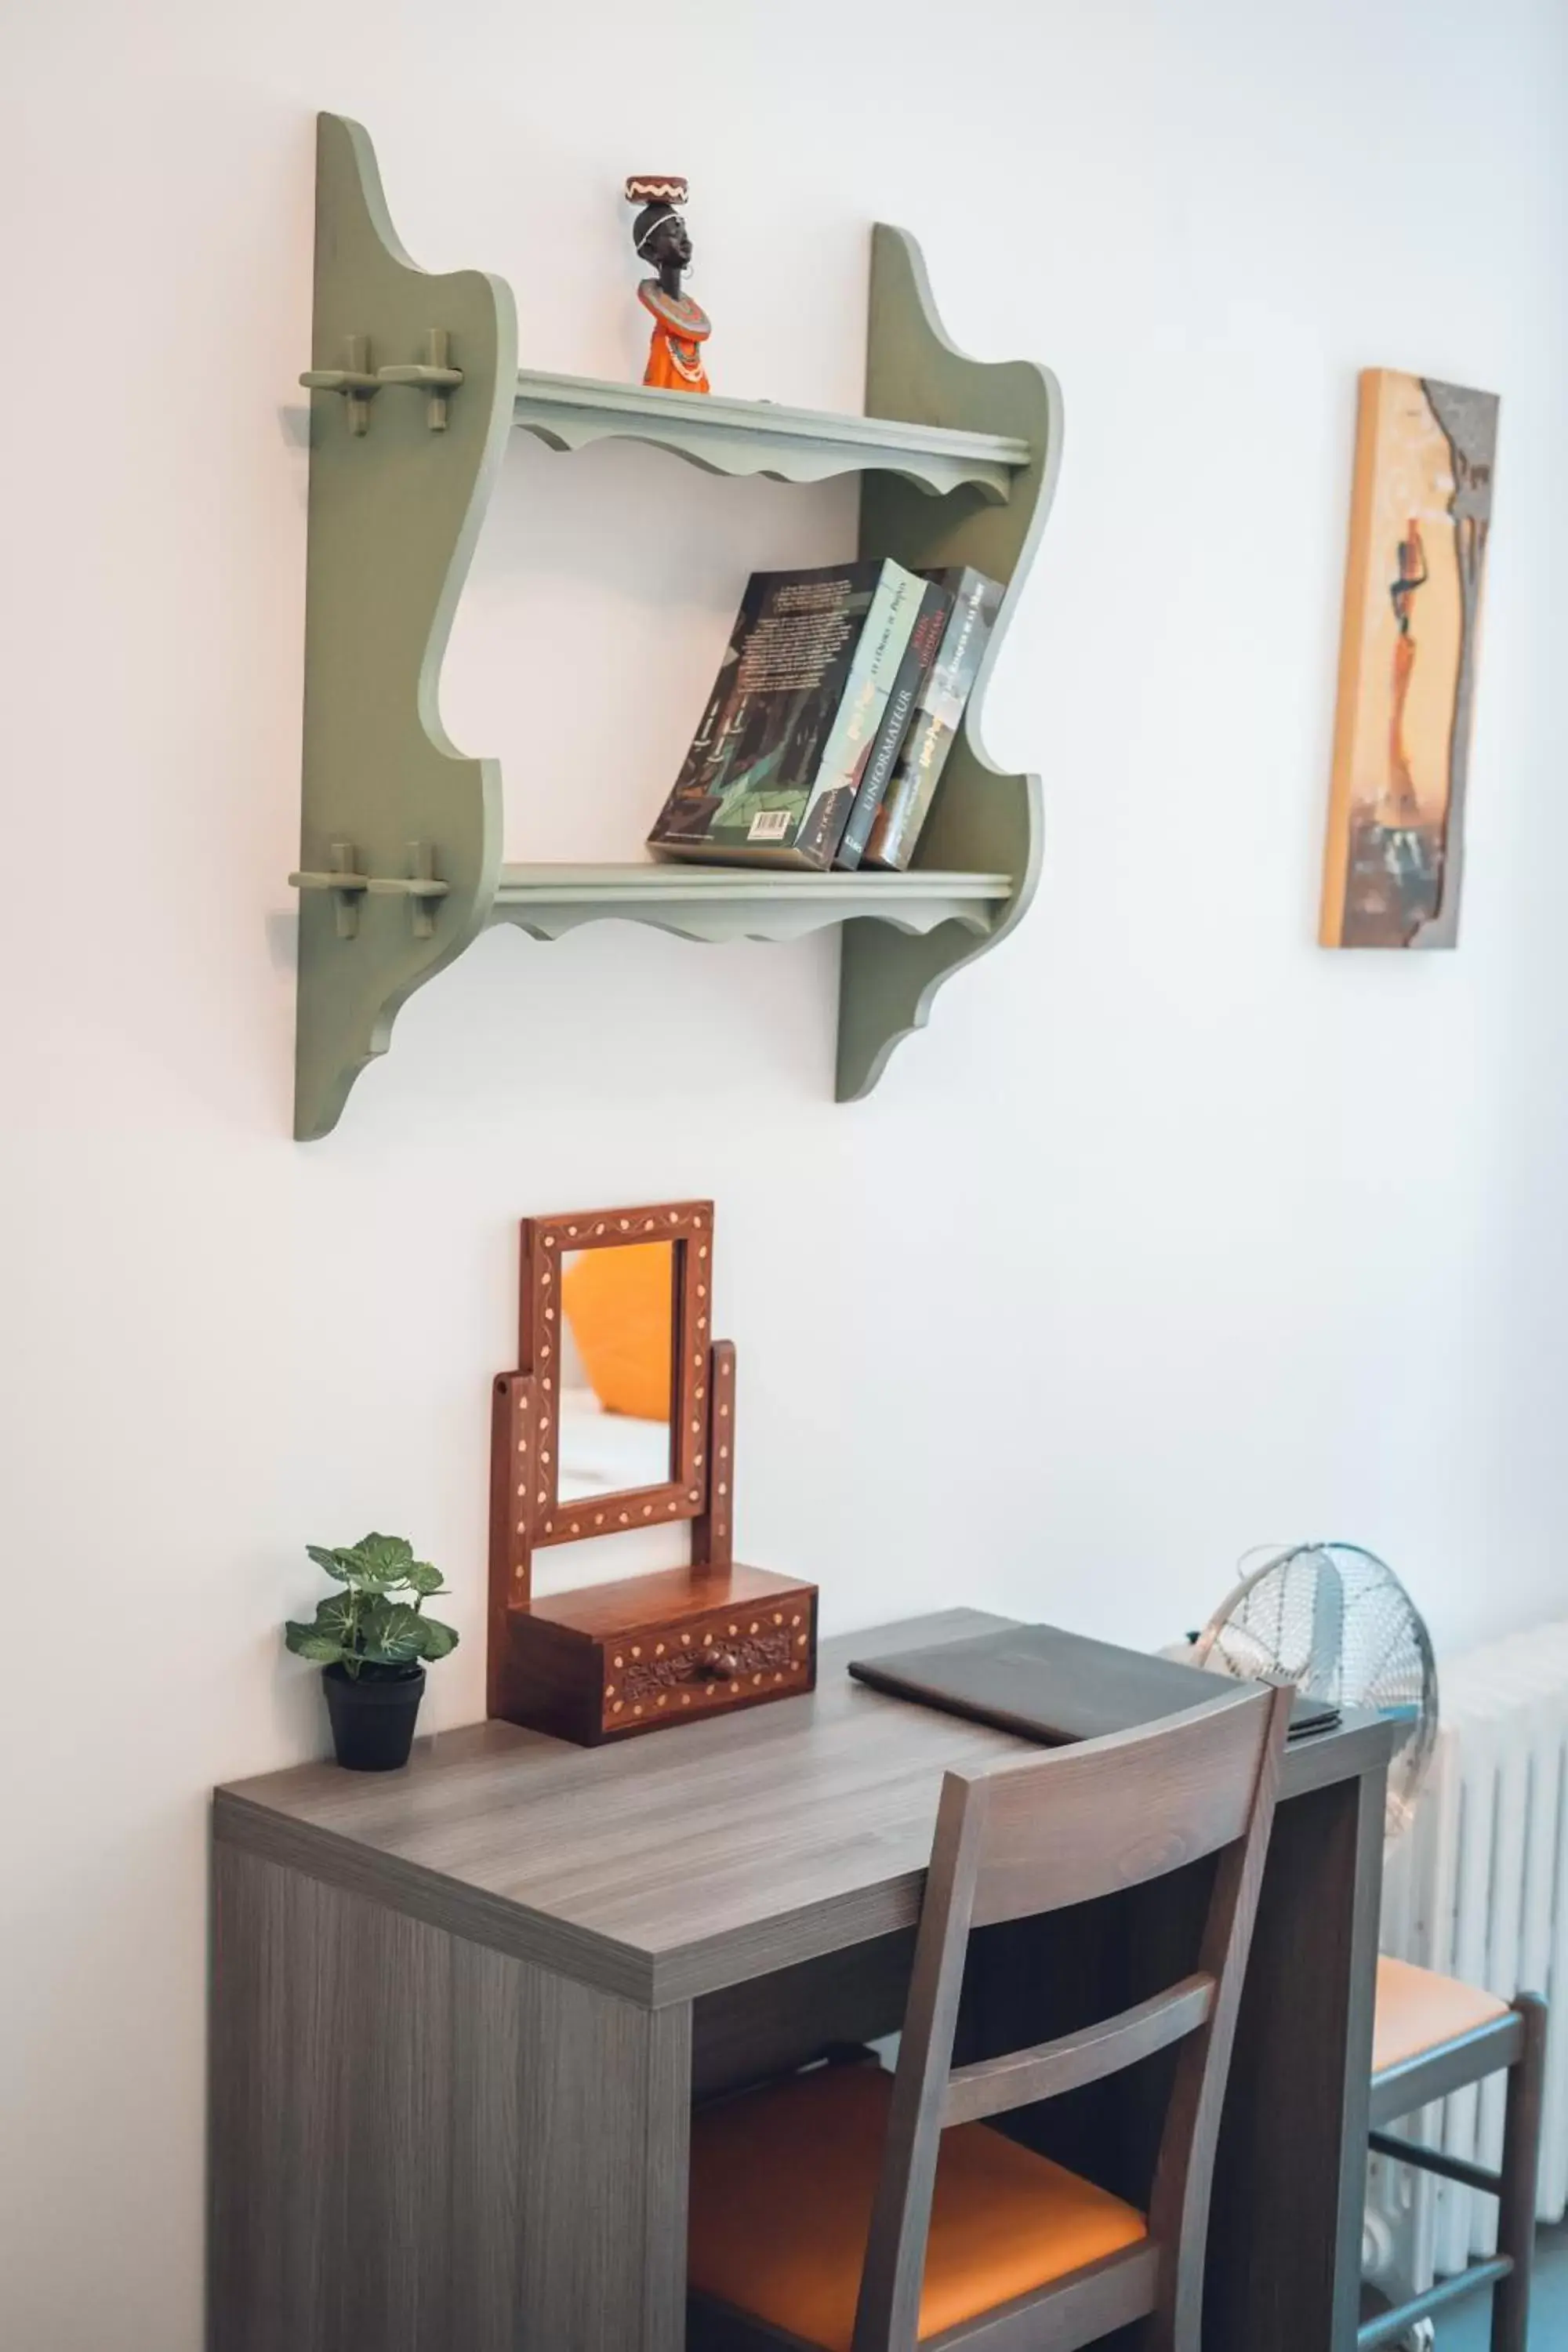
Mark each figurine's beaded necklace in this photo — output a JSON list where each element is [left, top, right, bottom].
[[638, 279, 710, 382]]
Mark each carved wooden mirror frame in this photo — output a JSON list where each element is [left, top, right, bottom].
[[534, 1203, 702, 1537], [488, 1200, 739, 1693]]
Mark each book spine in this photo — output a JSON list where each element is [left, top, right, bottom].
[[833, 583, 952, 871], [863, 568, 1003, 872], [789, 563, 924, 869]]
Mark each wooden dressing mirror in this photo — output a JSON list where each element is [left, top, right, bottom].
[[488, 1200, 817, 1744]]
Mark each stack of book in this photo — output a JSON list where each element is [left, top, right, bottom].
[[646, 559, 1003, 873]]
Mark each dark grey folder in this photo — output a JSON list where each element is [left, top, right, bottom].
[[848, 1621, 1338, 1744]]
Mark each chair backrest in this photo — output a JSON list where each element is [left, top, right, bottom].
[[851, 1679, 1294, 2352]]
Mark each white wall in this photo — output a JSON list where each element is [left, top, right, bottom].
[[2, 1, 1566, 2341]]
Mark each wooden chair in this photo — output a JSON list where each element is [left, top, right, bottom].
[[688, 1679, 1294, 2352], [1358, 1958, 1548, 2352]]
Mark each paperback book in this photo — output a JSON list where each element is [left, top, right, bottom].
[[646, 560, 925, 870], [862, 566, 1003, 870], [833, 579, 953, 871]]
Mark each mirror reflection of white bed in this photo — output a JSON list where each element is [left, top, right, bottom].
[[557, 1386, 672, 1502]]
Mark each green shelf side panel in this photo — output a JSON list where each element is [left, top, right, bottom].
[[837, 225, 1063, 1102], [294, 114, 517, 1141]]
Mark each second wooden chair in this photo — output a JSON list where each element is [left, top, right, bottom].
[[1359, 1957, 1548, 2352], [688, 1677, 1294, 2352]]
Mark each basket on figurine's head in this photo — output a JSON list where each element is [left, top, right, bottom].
[[624, 173, 711, 395], [626, 174, 688, 231]]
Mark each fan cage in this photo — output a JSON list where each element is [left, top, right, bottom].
[[1192, 1541, 1437, 1842]]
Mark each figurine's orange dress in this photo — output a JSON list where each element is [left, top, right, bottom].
[[638, 280, 711, 393]]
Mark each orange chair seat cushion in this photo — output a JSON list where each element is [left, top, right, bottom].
[[559, 1241, 673, 1422], [688, 2063, 1147, 2351], [1373, 1957, 1510, 2075]]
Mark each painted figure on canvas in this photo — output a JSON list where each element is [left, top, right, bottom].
[[625, 175, 711, 394], [1382, 518, 1426, 830], [1319, 372, 1499, 949]]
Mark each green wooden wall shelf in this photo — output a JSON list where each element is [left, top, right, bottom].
[[291, 113, 1062, 1140]]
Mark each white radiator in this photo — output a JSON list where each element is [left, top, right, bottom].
[[1373, 1621, 1568, 2293]]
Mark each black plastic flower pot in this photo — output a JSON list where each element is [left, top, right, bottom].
[[322, 1662, 426, 1771]]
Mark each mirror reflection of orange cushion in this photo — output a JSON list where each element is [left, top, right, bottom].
[[560, 1243, 673, 1422]]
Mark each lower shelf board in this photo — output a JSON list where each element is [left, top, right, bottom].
[[488, 862, 1015, 945]]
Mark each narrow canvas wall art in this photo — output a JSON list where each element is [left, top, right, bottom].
[[1319, 369, 1499, 949]]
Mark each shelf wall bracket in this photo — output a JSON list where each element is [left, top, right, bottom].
[[837, 225, 1063, 1100], [292, 114, 515, 1139]]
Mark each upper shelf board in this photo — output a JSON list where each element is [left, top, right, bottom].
[[512, 369, 1032, 499], [489, 862, 1014, 945]]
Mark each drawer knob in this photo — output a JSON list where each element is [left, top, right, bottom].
[[698, 1649, 739, 1679]]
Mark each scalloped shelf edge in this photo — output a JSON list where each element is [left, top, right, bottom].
[[488, 863, 1014, 944], [513, 370, 1030, 501]]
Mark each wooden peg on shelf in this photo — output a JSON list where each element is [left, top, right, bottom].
[[299, 332, 381, 436], [376, 328, 464, 430], [289, 840, 450, 939]]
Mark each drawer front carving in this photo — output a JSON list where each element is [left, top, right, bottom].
[[601, 1599, 815, 1733]]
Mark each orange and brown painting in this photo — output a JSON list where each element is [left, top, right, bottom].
[[1319, 370, 1499, 949]]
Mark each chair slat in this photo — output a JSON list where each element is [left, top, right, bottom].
[[968, 1688, 1268, 1928], [944, 1973, 1215, 2126]]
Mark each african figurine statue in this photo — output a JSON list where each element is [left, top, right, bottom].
[[625, 175, 711, 394]]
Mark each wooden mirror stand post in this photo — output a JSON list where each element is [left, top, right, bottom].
[[488, 1200, 818, 1744]]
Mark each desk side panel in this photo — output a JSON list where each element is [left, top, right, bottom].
[[209, 1841, 689, 2352]]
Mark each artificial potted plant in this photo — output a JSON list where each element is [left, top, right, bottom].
[[285, 1532, 459, 1771]]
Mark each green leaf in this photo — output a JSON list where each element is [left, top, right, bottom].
[[357, 1602, 426, 1665], [295, 1631, 347, 1664], [354, 1532, 415, 1577], [303, 1532, 419, 1594], [285, 1618, 343, 1664], [301, 1534, 434, 1599], [309, 1593, 354, 1642], [306, 1543, 358, 1583], [415, 1616, 459, 1662]]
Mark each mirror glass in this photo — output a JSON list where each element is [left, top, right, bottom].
[[556, 1240, 677, 1504]]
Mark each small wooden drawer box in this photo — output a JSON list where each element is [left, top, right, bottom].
[[502, 1563, 818, 1746]]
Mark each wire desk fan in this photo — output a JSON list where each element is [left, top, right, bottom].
[[1192, 1541, 1438, 1843]]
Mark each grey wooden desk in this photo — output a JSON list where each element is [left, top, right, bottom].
[[210, 1610, 1392, 2352]]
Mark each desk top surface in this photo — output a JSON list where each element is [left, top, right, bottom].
[[216, 1610, 1391, 2008]]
